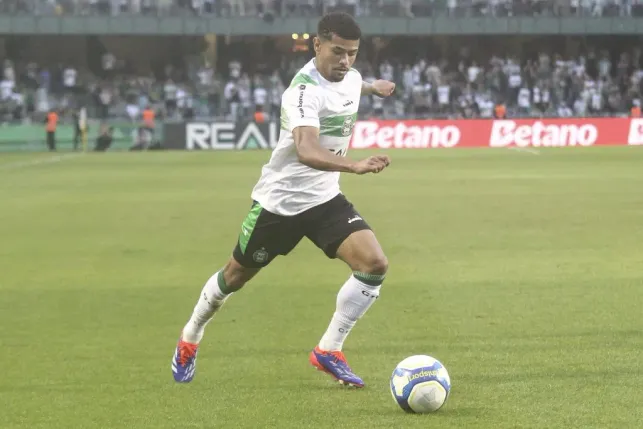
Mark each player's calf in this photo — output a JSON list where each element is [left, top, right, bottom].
[[172, 257, 260, 383], [180, 258, 259, 345]]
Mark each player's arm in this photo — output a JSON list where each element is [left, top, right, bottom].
[[285, 84, 389, 174], [361, 81, 375, 96], [284, 84, 354, 172], [293, 126, 357, 173], [361, 80, 396, 97], [293, 126, 389, 174]]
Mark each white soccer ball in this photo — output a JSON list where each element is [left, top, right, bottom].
[[390, 355, 451, 413]]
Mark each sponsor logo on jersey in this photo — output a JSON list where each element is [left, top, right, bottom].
[[297, 85, 306, 118]]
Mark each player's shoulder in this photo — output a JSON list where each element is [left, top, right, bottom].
[[283, 63, 324, 103], [287, 60, 323, 90], [348, 67, 362, 80], [282, 80, 323, 107]]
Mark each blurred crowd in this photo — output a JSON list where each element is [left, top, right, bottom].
[[2, 0, 643, 17], [1, 40, 642, 125], [358, 48, 643, 119]]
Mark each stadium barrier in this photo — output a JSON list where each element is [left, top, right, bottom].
[[351, 118, 643, 149], [163, 118, 643, 150], [0, 121, 162, 152]]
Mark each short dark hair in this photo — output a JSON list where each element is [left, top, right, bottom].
[[317, 12, 361, 41]]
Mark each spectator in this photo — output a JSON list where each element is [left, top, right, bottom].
[[45, 108, 58, 151], [94, 123, 113, 152], [253, 76, 267, 114]]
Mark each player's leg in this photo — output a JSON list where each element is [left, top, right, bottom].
[[310, 230, 387, 387], [172, 257, 260, 383], [305, 195, 387, 387], [318, 228, 387, 349], [181, 257, 261, 345], [172, 256, 261, 383], [172, 201, 302, 383]]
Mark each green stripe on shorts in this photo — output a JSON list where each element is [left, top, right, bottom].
[[239, 203, 262, 254]]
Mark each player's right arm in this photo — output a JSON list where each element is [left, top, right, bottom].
[[294, 126, 390, 174], [284, 84, 390, 174]]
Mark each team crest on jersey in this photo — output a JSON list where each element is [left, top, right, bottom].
[[253, 248, 269, 263], [342, 115, 355, 137]]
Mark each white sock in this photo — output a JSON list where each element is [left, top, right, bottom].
[[182, 270, 231, 344], [318, 274, 383, 352]]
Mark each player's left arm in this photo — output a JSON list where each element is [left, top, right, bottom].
[[361, 80, 396, 98]]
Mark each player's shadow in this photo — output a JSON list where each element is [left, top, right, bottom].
[[395, 406, 481, 419], [304, 382, 370, 392], [335, 401, 483, 420]]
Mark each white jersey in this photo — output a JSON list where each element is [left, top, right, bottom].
[[518, 87, 531, 108], [251, 58, 362, 216], [437, 85, 450, 105]]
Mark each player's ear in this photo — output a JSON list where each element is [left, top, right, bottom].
[[313, 37, 321, 55]]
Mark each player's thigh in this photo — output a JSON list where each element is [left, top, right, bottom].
[[304, 194, 387, 272], [232, 201, 303, 269]]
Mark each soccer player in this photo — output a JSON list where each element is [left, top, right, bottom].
[[172, 12, 396, 388]]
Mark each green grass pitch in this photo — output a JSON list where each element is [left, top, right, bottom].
[[1, 147, 642, 428]]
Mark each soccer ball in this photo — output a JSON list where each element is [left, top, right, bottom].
[[390, 355, 451, 413]]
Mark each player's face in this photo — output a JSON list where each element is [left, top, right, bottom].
[[314, 34, 359, 82]]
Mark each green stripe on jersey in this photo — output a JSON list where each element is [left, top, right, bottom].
[[320, 113, 358, 137], [239, 203, 263, 254], [289, 74, 319, 88]]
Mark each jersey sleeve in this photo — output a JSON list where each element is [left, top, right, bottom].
[[281, 83, 322, 132]]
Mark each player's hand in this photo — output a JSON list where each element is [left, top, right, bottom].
[[350, 155, 391, 175], [372, 80, 396, 98]]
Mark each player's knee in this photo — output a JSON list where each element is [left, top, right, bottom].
[[362, 253, 388, 275]]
